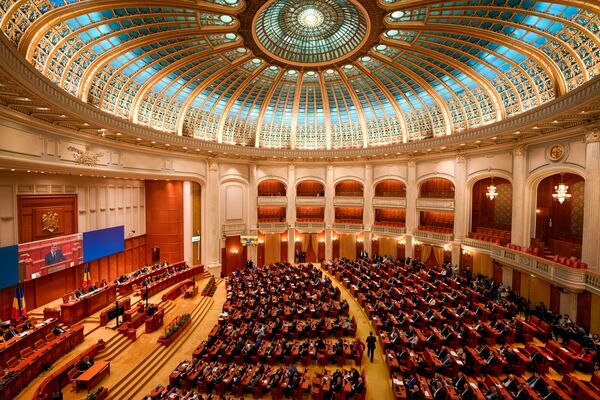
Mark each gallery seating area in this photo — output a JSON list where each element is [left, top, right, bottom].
[[325, 257, 599, 400]]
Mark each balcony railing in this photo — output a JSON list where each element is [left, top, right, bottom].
[[257, 196, 287, 206], [414, 229, 454, 243], [257, 222, 288, 233], [416, 198, 455, 211], [334, 196, 364, 206], [373, 225, 406, 236], [461, 238, 599, 296], [373, 197, 406, 208], [296, 196, 326, 206], [333, 222, 363, 233], [296, 221, 325, 233]]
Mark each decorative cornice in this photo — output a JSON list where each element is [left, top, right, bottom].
[[585, 127, 600, 143], [0, 33, 599, 161]]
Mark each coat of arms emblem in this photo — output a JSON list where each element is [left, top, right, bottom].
[[42, 211, 59, 232]]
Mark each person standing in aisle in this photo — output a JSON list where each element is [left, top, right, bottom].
[[366, 331, 377, 363]]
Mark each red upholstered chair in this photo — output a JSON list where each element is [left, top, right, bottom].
[[20, 346, 33, 359], [6, 356, 19, 369]]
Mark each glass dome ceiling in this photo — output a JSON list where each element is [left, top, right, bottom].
[[0, 0, 598, 150], [253, 0, 370, 66]]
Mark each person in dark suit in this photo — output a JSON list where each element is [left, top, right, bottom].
[[433, 381, 446, 400], [459, 383, 473, 400], [77, 356, 94, 371], [502, 374, 518, 393], [454, 372, 466, 390], [527, 372, 544, 392], [45, 244, 67, 266], [485, 386, 500, 400], [542, 387, 558, 400], [366, 332, 377, 363]]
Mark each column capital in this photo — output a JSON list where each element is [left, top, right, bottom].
[[289, 164, 296, 171], [208, 159, 219, 171], [407, 158, 416, 168], [455, 153, 467, 164], [585, 127, 600, 143], [365, 163, 373, 170], [513, 144, 527, 157]]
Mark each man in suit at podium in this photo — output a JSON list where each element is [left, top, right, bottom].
[[45, 243, 67, 266]]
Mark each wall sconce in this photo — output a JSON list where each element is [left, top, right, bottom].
[[295, 238, 302, 243], [357, 239, 363, 243], [231, 249, 239, 255], [535, 209, 541, 214], [332, 236, 338, 241], [462, 249, 471, 256], [397, 237, 406, 245], [413, 240, 421, 246], [281, 239, 287, 243], [319, 239, 325, 244], [258, 240, 264, 244]]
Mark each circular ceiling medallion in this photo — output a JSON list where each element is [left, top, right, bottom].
[[252, 0, 370, 67]]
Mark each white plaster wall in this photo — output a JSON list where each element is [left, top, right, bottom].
[[0, 172, 145, 246], [219, 180, 248, 226], [333, 165, 365, 183], [416, 159, 455, 184], [256, 165, 288, 183], [373, 163, 408, 183], [467, 152, 513, 181], [295, 166, 326, 184]]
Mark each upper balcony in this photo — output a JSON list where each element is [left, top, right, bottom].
[[461, 238, 599, 296], [418, 178, 455, 211], [373, 179, 406, 209]]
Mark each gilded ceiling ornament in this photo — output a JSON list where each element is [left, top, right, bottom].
[[67, 146, 103, 166], [548, 144, 565, 162]]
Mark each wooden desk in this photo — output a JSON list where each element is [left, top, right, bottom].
[[74, 360, 110, 392], [61, 285, 118, 325], [0, 318, 58, 369]]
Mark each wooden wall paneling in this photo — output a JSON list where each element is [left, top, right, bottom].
[[356, 240, 364, 260], [576, 291, 591, 332], [332, 237, 339, 259], [145, 181, 184, 264], [397, 243, 405, 259], [224, 236, 243, 276], [420, 178, 455, 198], [17, 195, 78, 243], [549, 285, 561, 314], [375, 180, 406, 196], [280, 237, 288, 263], [492, 262, 503, 284], [335, 180, 363, 195], [372, 239, 379, 257], [512, 270, 521, 296], [257, 243, 265, 268]]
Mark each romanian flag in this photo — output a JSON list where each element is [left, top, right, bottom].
[[11, 285, 27, 321], [83, 264, 92, 287]]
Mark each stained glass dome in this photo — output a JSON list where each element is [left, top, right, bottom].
[[0, 0, 598, 150], [253, 0, 370, 66]]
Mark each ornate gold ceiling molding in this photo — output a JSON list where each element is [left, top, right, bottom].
[[254, 69, 285, 147], [41, 10, 193, 76], [77, 28, 205, 101], [419, 32, 540, 108], [17, 0, 243, 61], [381, 0, 600, 15], [389, 21, 568, 97], [353, 61, 409, 142], [175, 53, 253, 136], [129, 41, 241, 125], [335, 66, 370, 147], [216, 63, 268, 143], [371, 52, 453, 135]]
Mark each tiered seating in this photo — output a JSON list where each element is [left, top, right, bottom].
[[161, 279, 195, 301], [0, 325, 85, 400], [0, 318, 58, 370], [469, 227, 511, 245], [144, 263, 366, 400], [33, 339, 106, 399], [326, 257, 597, 400], [116, 260, 188, 296], [258, 207, 286, 223]]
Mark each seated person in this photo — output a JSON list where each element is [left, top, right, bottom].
[[3, 326, 17, 340], [52, 326, 66, 336], [77, 356, 94, 371], [74, 288, 83, 299], [485, 385, 499, 400]]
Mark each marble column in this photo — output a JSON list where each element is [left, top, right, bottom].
[[247, 163, 258, 266], [363, 164, 374, 255], [559, 291, 578, 321], [405, 159, 417, 258], [183, 181, 193, 264], [287, 164, 297, 263], [511, 145, 527, 246], [453, 154, 467, 240], [325, 165, 335, 259], [205, 160, 221, 276], [582, 128, 600, 272]]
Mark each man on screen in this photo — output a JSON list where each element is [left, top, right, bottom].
[[45, 243, 67, 266]]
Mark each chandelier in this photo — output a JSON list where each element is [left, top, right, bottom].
[[486, 177, 498, 200], [552, 181, 571, 204]]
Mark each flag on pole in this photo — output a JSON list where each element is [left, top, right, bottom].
[[11, 285, 27, 321], [83, 264, 92, 287]]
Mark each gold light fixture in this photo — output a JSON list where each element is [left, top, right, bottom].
[[552, 174, 571, 204], [486, 176, 498, 200]]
